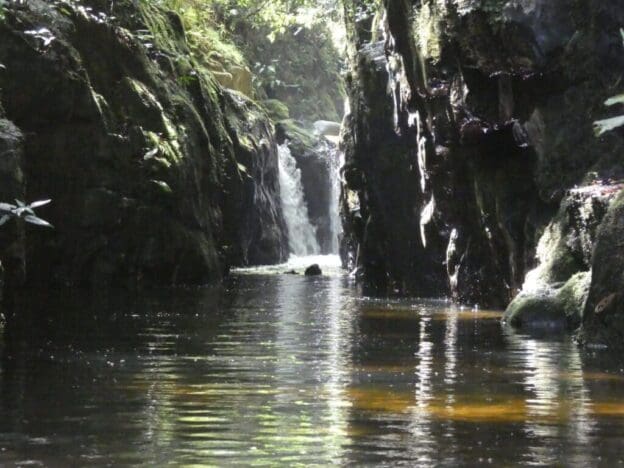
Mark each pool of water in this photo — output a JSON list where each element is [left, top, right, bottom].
[[1, 260, 623, 466]]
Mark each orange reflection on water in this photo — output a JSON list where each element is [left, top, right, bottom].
[[590, 403, 624, 416], [561, 371, 624, 382], [416, 400, 529, 423], [361, 309, 503, 321], [347, 385, 624, 423], [348, 388, 414, 413]]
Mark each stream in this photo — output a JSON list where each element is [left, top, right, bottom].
[[1, 258, 623, 466]]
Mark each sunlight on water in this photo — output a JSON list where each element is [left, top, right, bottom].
[[1, 275, 624, 466], [234, 254, 343, 276]]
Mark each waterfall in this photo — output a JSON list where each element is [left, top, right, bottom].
[[328, 146, 345, 254], [278, 143, 320, 256]]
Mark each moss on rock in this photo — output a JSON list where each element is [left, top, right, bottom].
[[0, 0, 287, 289], [503, 270, 591, 330], [580, 189, 624, 348], [263, 99, 290, 121]]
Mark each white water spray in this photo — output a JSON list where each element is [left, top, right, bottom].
[[278, 143, 320, 256], [328, 146, 345, 254]]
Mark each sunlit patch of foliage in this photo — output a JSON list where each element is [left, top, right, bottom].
[[594, 30, 624, 136], [0, 200, 53, 229]]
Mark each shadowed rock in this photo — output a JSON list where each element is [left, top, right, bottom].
[[304, 264, 322, 276]]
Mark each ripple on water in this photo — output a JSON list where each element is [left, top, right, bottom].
[[0, 272, 623, 466]]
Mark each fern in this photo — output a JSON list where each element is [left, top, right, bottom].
[[594, 30, 624, 136]]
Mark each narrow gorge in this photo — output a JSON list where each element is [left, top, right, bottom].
[[1, 0, 624, 465]]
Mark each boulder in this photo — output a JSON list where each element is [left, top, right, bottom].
[[503, 271, 591, 330], [304, 264, 322, 276], [503, 188, 613, 328]]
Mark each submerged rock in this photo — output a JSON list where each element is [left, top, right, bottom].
[[304, 264, 322, 276]]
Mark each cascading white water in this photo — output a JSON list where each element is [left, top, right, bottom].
[[328, 147, 345, 254], [278, 143, 320, 256]]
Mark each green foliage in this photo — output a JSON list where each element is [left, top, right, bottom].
[[235, 19, 345, 122], [594, 30, 624, 136], [143, 0, 344, 121], [209, 0, 340, 35], [0, 200, 53, 228], [149, 0, 343, 47]]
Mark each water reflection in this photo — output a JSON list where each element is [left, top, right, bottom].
[[0, 273, 623, 466], [503, 330, 596, 466]]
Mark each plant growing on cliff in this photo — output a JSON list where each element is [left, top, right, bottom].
[[594, 30, 624, 136], [594, 94, 624, 136], [0, 200, 53, 228]]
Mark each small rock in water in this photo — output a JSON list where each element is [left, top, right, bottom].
[[304, 264, 322, 276], [284, 269, 298, 275]]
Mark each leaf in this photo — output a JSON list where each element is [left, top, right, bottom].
[[0, 215, 11, 226], [144, 146, 159, 160], [14, 199, 25, 207], [23, 214, 53, 228], [14, 207, 28, 217], [0, 202, 15, 212], [594, 115, 624, 136], [605, 94, 624, 107], [29, 199, 51, 209]]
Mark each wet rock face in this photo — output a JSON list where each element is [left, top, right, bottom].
[[0, 115, 25, 296], [341, 0, 624, 310], [580, 191, 624, 348], [221, 94, 288, 267], [0, 0, 287, 289]]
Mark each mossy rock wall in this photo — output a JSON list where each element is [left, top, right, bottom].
[[0, 0, 287, 290], [580, 190, 624, 348], [341, 0, 624, 310]]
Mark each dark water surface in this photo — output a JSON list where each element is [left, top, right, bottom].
[[1, 267, 623, 466]]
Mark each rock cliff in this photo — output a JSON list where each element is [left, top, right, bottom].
[[0, 0, 287, 290], [341, 0, 624, 342]]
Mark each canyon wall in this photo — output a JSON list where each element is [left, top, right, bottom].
[[0, 0, 288, 290], [341, 0, 624, 345]]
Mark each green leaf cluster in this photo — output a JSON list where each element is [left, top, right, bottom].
[[594, 30, 624, 136], [0, 200, 53, 229]]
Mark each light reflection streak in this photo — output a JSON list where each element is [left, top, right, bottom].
[[505, 331, 596, 466], [323, 277, 353, 463], [442, 308, 459, 462], [410, 313, 435, 464]]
